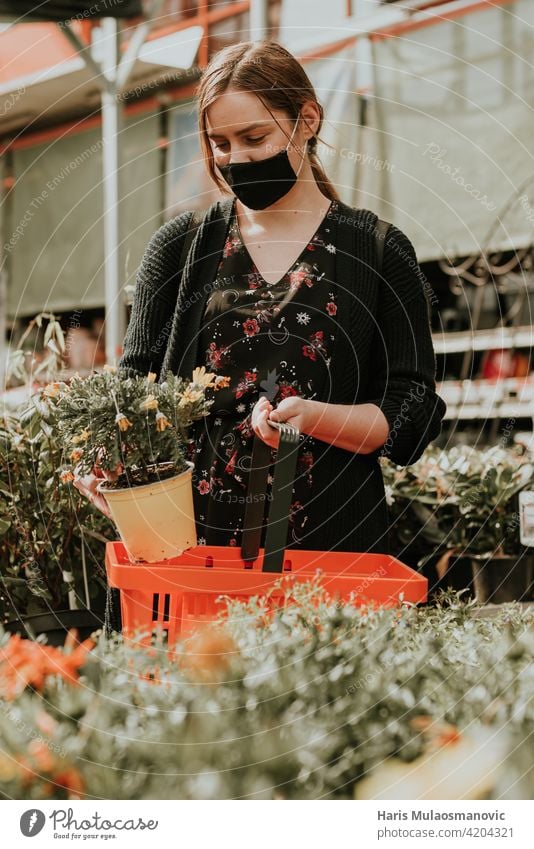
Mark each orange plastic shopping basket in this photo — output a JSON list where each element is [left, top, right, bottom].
[[105, 424, 427, 643]]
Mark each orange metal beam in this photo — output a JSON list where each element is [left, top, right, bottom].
[[369, 0, 518, 40], [298, 34, 358, 63], [120, 0, 249, 48], [197, 0, 210, 68]]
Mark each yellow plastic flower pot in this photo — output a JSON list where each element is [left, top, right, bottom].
[[97, 461, 197, 563]]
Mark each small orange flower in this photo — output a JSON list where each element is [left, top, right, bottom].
[[60, 470, 75, 484], [139, 394, 158, 412], [155, 411, 171, 432], [54, 767, 84, 799], [71, 428, 91, 444], [70, 448, 83, 462], [191, 366, 216, 388], [181, 627, 239, 682], [178, 387, 204, 407], [115, 412, 132, 431], [214, 375, 231, 390], [43, 382, 61, 398], [0, 632, 95, 700]]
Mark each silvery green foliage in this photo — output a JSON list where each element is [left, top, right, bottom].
[[0, 585, 532, 800]]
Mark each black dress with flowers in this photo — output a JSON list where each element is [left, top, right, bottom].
[[186, 197, 340, 550]]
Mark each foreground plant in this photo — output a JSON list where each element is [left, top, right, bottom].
[[2, 313, 113, 621], [0, 586, 532, 800]]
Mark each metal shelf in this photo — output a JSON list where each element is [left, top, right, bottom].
[[437, 376, 534, 420], [433, 325, 534, 355]]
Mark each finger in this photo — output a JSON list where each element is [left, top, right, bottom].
[[255, 412, 279, 448], [87, 488, 112, 520], [255, 397, 272, 414]]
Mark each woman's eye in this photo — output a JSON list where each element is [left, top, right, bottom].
[[214, 136, 266, 150]]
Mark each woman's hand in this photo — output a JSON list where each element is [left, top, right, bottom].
[[251, 396, 310, 449], [73, 449, 123, 521]]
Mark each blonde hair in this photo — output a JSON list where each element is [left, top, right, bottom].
[[196, 39, 340, 202]]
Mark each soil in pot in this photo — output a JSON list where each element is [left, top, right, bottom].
[[4, 610, 103, 647], [99, 460, 184, 491]]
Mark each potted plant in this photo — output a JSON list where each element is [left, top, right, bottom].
[[37, 365, 229, 563], [380, 447, 474, 599], [453, 446, 534, 604], [382, 445, 534, 604]]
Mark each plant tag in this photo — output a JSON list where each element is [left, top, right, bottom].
[[519, 490, 534, 546]]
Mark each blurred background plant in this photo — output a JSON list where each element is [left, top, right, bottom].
[[1, 314, 113, 624], [382, 445, 534, 583]]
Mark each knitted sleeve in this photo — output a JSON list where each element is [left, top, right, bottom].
[[117, 211, 192, 381], [365, 223, 447, 466]]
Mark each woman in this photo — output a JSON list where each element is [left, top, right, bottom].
[[75, 39, 446, 555]]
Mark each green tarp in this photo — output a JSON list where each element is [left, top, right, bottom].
[[6, 112, 160, 319]]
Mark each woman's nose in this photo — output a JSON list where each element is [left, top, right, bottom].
[[225, 143, 256, 164]]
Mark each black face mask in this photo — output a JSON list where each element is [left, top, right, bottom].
[[216, 117, 307, 210]]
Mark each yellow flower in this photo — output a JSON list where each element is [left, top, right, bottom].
[[214, 375, 230, 390], [115, 413, 133, 432], [43, 382, 61, 398], [139, 395, 158, 412], [70, 448, 84, 462], [155, 411, 172, 432], [103, 364, 117, 374], [147, 371, 157, 383], [60, 470, 75, 484], [71, 428, 91, 444], [178, 387, 204, 407], [191, 366, 216, 388]]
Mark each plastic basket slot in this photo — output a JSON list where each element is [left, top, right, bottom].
[[151, 592, 172, 623], [163, 593, 171, 622]]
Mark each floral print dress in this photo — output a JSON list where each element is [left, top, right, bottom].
[[186, 197, 340, 549]]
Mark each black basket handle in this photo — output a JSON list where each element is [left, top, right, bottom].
[[240, 423, 300, 573]]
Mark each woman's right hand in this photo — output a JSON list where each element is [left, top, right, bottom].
[[73, 451, 123, 522]]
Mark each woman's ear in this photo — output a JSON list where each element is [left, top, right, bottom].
[[299, 99, 321, 140]]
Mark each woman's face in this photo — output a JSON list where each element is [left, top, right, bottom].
[[206, 88, 316, 174]]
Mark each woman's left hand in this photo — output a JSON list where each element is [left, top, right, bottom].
[[251, 396, 311, 449]]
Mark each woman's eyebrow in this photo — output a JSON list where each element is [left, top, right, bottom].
[[207, 122, 272, 139]]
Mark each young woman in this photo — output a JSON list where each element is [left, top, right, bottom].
[[75, 39, 446, 555]]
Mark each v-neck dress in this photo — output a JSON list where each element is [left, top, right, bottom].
[[186, 197, 340, 549]]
